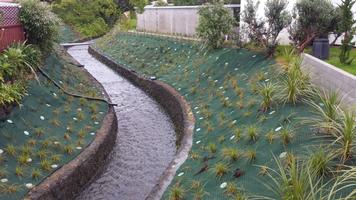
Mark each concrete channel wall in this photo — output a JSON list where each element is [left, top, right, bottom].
[[302, 53, 356, 105], [136, 5, 240, 36]]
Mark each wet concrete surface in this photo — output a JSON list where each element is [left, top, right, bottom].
[[67, 45, 176, 200]]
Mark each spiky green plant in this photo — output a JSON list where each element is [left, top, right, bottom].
[[306, 90, 342, 134], [330, 108, 356, 163], [169, 184, 185, 200], [261, 156, 356, 200], [307, 147, 334, 177], [259, 82, 277, 112], [207, 143, 217, 154], [221, 148, 240, 161], [278, 57, 311, 105], [213, 162, 230, 178], [280, 126, 295, 146], [245, 149, 257, 163], [246, 125, 259, 142]]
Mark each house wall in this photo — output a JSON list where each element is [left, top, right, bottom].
[[136, 5, 240, 36]]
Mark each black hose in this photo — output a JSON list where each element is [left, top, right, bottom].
[[37, 66, 117, 107]]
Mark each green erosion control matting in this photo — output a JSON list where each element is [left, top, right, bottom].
[[0, 48, 108, 199], [58, 24, 81, 43], [93, 33, 339, 199]]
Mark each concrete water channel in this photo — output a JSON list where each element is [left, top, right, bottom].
[[67, 45, 176, 200]]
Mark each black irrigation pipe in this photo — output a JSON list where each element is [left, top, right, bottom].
[[37, 66, 117, 107]]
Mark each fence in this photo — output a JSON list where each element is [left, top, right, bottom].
[[136, 4, 240, 36], [0, 3, 25, 51]]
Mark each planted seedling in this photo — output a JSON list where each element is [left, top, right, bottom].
[[218, 136, 225, 143], [64, 145, 74, 155], [51, 154, 61, 163], [207, 143, 217, 154], [168, 183, 185, 200], [50, 119, 61, 127], [64, 133, 71, 141], [40, 159, 52, 171], [221, 148, 240, 162], [213, 162, 230, 178], [245, 149, 257, 163], [17, 154, 30, 166], [0, 184, 20, 194], [31, 169, 42, 180], [15, 166, 24, 177], [34, 128, 45, 137], [225, 182, 238, 197], [27, 139, 36, 146], [280, 126, 294, 146], [37, 149, 48, 160], [5, 145, 16, 157], [246, 125, 259, 142], [190, 152, 199, 160], [266, 131, 275, 144]]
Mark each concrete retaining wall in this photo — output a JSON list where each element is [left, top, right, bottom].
[[302, 53, 356, 105], [137, 5, 240, 36], [88, 46, 195, 200], [25, 47, 118, 200]]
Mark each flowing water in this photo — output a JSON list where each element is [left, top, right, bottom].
[[67, 45, 176, 200]]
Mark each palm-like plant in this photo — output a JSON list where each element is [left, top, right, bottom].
[[330, 108, 356, 163], [258, 82, 277, 112], [306, 90, 342, 134], [278, 57, 311, 105], [256, 156, 356, 200]]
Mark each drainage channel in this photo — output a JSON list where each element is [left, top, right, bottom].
[[67, 45, 176, 200]]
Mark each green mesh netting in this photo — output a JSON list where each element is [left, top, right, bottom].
[[58, 24, 81, 43], [93, 32, 348, 199], [0, 48, 108, 199]]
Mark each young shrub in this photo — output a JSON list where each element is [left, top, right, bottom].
[[246, 125, 259, 142], [168, 183, 185, 200], [331, 108, 356, 163], [306, 90, 342, 134], [307, 147, 334, 177], [19, 0, 59, 51], [213, 162, 230, 178], [221, 148, 240, 162], [279, 126, 294, 146], [196, 1, 236, 49], [278, 57, 311, 104], [245, 149, 257, 163], [207, 143, 217, 154], [258, 82, 277, 112]]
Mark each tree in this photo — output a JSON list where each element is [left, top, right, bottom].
[[129, 0, 148, 13], [288, 0, 336, 53], [196, 1, 236, 49], [242, 0, 291, 56], [338, 0, 356, 65]]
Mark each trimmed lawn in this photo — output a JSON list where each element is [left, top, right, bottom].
[[326, 46, 356, 75]]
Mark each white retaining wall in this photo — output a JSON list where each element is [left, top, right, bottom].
[[302, 54, 356, 105], [136, 5, 240, 36]]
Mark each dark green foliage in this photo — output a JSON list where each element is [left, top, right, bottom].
[[196, 1, 236, 49], [338, 0, 356, 65], [53, 0, 121, 38], [288, 0, 337, 52], [19, 0, 59, 51]]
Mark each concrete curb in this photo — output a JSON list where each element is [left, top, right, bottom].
[[24, 46, 118, 200], [88, 46, 195, 200]]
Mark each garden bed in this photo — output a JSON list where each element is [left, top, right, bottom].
[[90, 32, 352, 199], [0, 45, 114, 200]]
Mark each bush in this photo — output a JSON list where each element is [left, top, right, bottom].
[[196, 1, 236, 49], [19, 0, 59, 51], [53, 0, 121, 38]]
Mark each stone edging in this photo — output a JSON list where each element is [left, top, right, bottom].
[[24, 47, 118, 200], [88, 46, 195, 200]]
